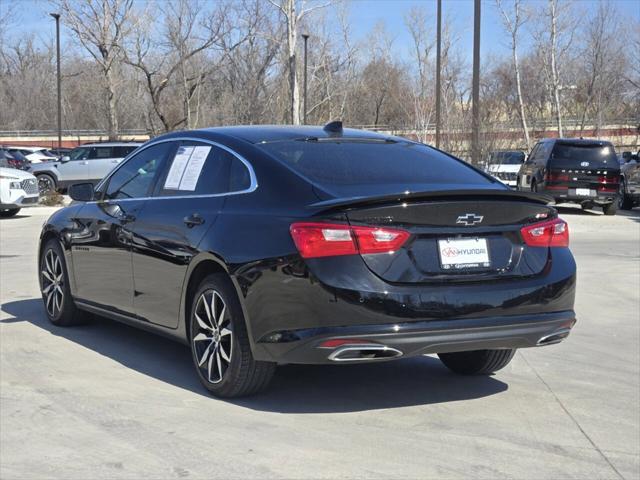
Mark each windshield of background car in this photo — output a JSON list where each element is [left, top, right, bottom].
[[257, 139, 494, 196], [496, 152, 525, 164], [550, 143, 618, 169]]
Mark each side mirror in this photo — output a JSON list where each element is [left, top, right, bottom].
[[60, 156, 70, 163], [68, 183, 95, 202]]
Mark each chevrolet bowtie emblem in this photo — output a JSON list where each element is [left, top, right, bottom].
[[456, 213, 484, 226]]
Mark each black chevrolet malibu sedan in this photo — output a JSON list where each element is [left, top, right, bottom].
[[38, 123, 577, 397]]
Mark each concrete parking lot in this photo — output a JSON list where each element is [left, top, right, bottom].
[[1, 205, 639, 479]]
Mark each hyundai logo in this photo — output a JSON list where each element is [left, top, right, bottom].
[[456, 213, 484, 226]]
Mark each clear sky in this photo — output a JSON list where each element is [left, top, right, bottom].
[[5, 0, 640, 63]]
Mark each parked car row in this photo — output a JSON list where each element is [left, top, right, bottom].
[[3, 146, 58, 163], [29, 142, 141, 194]]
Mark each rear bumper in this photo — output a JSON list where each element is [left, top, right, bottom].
[[541, 187, 617, 205], [242, 248, 577, 364], [256, 311, 576, 364]]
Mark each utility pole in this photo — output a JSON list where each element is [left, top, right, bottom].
[[471, 0, 481, 165], [302, 33, 309, 125], [435, 0, 442, 148], [50, 13, 62, 150]]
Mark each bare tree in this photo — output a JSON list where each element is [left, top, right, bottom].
[[496, 0, 530, 149], [578, 0, 621, 134], [124, 0, 241, 133], [220, 0, 283, 124], [533, 0, 577, 138], [53, 0, 136, 139], [268, 0, 333, 125], [404, 6, 435, 143]]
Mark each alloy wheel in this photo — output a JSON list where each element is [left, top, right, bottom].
[[38, 175, 54, 194], [192, 289, 233, 384], [41, 249, 64, 317]]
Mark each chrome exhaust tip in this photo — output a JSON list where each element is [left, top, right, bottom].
[[537, 328, 571, 346], [328, 344, 403, 362]]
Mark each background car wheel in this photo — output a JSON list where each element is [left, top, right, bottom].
[[0, 208, 20, 217], [603, 202, 618, 216], [37, 174, 57, 194], [438, 349, 516, 375], [530, 180, 538, 193], [189, 273, 275, 398], [618, 181, 634, 210], [40, 239, 87, 326]]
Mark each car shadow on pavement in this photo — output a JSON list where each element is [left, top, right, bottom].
[[1, 298, 508, 413]]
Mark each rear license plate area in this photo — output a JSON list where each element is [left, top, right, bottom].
[[574, 188, 595, 197], [438, 238, 491, 270]]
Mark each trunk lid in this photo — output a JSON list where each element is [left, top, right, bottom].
[[317, 192, 556, 284]]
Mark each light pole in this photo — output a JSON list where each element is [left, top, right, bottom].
[[435, 0, 442, 148], [302, 33, 309, 125], [50, 13, 62, 150], [471, 0, 481, 165]]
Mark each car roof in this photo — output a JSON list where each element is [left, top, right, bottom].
[[5, 146, 47, 151], [76, 142, 143, 147], [539, 138, 612, 146], [188, 125, 395, 144]]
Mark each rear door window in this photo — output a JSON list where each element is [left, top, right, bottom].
[[89, 147, 114, 159], [113, 146, 138, 157], [155, 141, 251, 196]]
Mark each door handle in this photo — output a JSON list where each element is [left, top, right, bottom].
[[184, 213, 204, 228]]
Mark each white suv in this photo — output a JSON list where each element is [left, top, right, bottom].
[[29, 142, 141, 193], [0, 160, 40, 217]]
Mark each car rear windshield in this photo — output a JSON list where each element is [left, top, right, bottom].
[[550, 143, 618, 169], [257, 139, 494, 196]]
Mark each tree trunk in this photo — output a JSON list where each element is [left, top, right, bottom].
[[512, 37, 530, 149], [549, 0, 563, 138], [105, 67, 118, 140], [286, 0, 300, 125]]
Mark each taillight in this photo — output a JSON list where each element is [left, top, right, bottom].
[[597, 174, 619, 193], [520, 218, 569, 247], [545, 172, 569, 183], [290, 222, 410, 259], [598, 174, 619, 184]]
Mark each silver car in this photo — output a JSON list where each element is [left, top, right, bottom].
[[30, 142, 141, 193]]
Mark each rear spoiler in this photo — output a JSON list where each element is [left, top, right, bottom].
[[309, 189, 554, 212]]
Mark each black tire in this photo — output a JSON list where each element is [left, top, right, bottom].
[[37, 173, 57, 194], [40, 239, 87, 326], [603, 201, 618, 216], [189, 273, 275, 398], [0, 208, 20, 217], [438, 349, 516, 375], [531, 180, 538, 193], [618, 180, 634, 210]]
